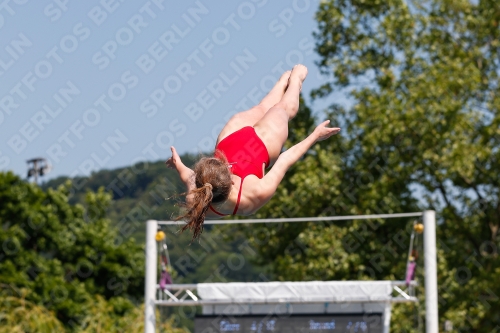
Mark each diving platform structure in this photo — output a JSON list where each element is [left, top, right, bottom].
[[144, 211, 438, 333]]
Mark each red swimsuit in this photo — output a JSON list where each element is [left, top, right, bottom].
[[210, 126, 270, 216]]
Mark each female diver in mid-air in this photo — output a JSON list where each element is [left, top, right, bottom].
[[166, 65, 340, 240]]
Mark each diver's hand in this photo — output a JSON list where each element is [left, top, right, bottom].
[[165, 146, 182, 169], [313, 120, 341, 142], [166, 146, 195, 187]]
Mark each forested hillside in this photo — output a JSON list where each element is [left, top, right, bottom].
[[1, 151, 271, 332], [0, 172, 188, 332], [42, 157, 268, 286]]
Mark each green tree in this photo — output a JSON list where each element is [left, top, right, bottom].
[[245, 0, 500, 331], [243, 96, 418, 286], [0, 284, 188, 333], [0, 172, 145, 330], [0, 284, 65, 333]]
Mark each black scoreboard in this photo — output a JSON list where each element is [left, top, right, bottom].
[[195, 314, 383, 333]]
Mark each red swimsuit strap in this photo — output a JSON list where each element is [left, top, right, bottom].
[[209, 204, 227, 216], [232, 178, 244, 215], [208, 177, 245, 216]]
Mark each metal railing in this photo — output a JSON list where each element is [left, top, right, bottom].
[[154, 281, 419, 307], [144, 211, 437, 333]]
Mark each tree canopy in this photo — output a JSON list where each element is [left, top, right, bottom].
[[243, 0, 500, 331], [0, 285, 186, 333], [0, 171, 147, 331]]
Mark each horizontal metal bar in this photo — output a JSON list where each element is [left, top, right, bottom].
[[158, 284, 198, 290], [155, 297, 418, 307], [392, 280, 418, 287], [155, 212, 423, 226]]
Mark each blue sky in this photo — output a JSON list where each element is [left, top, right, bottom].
[[0, 0, 339, 181]]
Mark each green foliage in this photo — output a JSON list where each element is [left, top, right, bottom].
[[0, 285, 188, 333], [0, 285, 65, 333], [42, 158, 191, 243], [42, 158, 269, 330], [244, 0, 500, 331], [43, 159, 268, 285], [0, 172, 144, 330], [242, 95, 418, 283]]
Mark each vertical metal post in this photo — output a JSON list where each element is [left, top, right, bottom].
[[424, 210, 438, 333], [33, 159, 39, 184], [145, 220, 158, 333], [382, 302, 392, 333]]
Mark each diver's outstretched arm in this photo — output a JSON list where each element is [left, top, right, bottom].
[[166, 146, 195, 193], [256, 120, 340, 202]]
